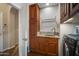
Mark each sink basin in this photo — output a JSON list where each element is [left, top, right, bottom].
[[40, 32, 54, 36]]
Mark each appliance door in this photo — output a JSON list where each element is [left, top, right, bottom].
[[63, 42, 69, 56], [75, 42, 79, 56]]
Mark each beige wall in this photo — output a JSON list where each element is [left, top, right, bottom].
[[0, 4, 11, 50], [0, 4, 18, 51], [8, 7, 18, 48]]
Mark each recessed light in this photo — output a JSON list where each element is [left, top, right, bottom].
[[46, 3, 49, 6]]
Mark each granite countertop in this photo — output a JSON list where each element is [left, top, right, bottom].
[[37, 32, 60, 39]]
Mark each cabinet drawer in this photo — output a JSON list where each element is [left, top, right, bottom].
[[47, 38, 58, 43]]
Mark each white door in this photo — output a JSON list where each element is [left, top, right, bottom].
[[24, 36, 28, 56], [0, 12, 3, 51], [22, 32, 28, 56]]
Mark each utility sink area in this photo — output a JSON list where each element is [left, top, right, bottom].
[[37, 32, 59, 38]]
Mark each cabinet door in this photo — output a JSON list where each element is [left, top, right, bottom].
[[29, 4, 40, 18], [60, 3, 69, 23], [29, 22, 38, 50], [29, 35, 36, 49], [70, 3, 79, 16], [29, 5, 36, 18], [47, 38, 58, 55], [38, 37, 48, 54], [35, 37, 40, 50], [29, 4, 40, 52], [30, 32, 39, 47], [47, 42, 58, 55], [29, 20, 37, 34]]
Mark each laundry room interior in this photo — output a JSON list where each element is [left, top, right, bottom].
[[0, 3, 79, 56]]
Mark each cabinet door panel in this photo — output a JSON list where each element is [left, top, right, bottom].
[[70, 3, 79, 16], [29, 4, 40, 52], [29, 25, 37, 34], [29, 18, 37, 23], [29, 21, 37, 34], [29, 4, 40, 18], [60, 3, 69, 23], [29, 36, 36, 49], [30, 36, 39, 49], [38, 37, 48, 54], [35, 38, 40, 50], [29, 5, 36, 18], [47, 42, 58, 55], [38, 37, 58, 55]]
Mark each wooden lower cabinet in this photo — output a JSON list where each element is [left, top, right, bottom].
[[29, 4, 58, 56], [30, 36, 39, 51], [34, 37, 59, 56], [30, 36, 36, 49], [47, 38, 58, 55], [47, 42, 58, 55], [30, 37, 58, 56], [38, 37, 48, 54]]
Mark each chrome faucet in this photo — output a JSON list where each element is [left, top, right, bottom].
[[51, 27, 56, 35]]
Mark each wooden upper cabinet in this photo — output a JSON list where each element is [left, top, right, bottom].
[[60, 3, 79, 23], [70, 3, 79, 16], [60, 3, 69, 23], [29, 4, 40, 51], [29, 4, 40, 32], [29, 4, 36, 18], [29, 4, 40, 18]]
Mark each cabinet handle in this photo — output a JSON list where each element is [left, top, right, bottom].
[[23, 38, 28, 41]]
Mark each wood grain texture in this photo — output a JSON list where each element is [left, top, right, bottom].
[[29, 4, 58, 56]]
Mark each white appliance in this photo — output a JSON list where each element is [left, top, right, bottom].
[[76, 26, 79, 34]]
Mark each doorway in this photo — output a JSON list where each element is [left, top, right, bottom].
[[0, 4, 19, 56]]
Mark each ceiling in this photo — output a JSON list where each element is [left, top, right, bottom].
[[38, 3, 58, 8], [11, 3, 27, 9], [11, 3, 58, 9]]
